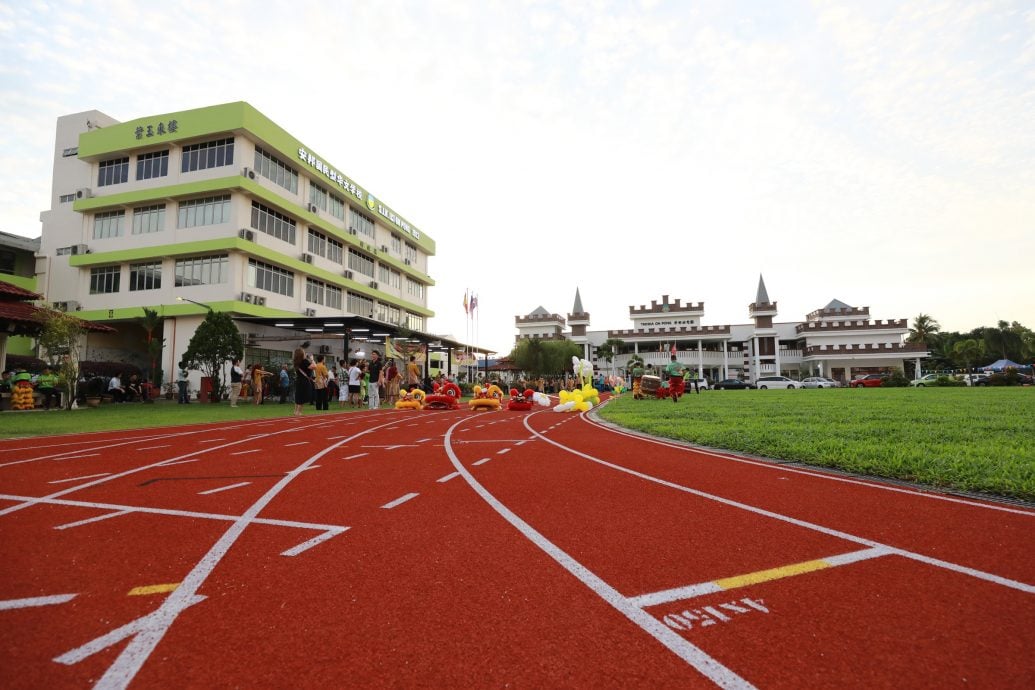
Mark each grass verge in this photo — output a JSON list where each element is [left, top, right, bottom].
[[595, 387, 1035, 501]]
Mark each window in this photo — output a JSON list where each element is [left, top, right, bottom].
[[251, 201, 296, 244], [304, 279, 342, 309], [61, 146, 78, 157], [310, 183, 327, 211], [325, 284, 342, 309], [181, 137, 235, 173], [248, 258, 294, 296], [254, 146, 298, 193], [327, 192, 344, 220], [175, 255, 228, 286], [406, 278, 424, 300], [98, 157, 129, 187], [347, 292, 373, 317], [390, 234, 402, 254], [136, 150, 169, 180], [59, 193, 75, 203], [377, 303, 401, 324], [307, 229, 343, 264], [389, 269, 401, 289], [404, 242, 418, 264], [405, 313, 425, 331], [0, 250, 15, 275], [350, 210, 375, 238], [132, 204, 166, 234], [178, 195, 230, 228], [129, 261, 162, 291], [89, 266, 120, 294], [93, 210, 125, 239], [347, 248, 375, 277], [378, 264, 389, 283]]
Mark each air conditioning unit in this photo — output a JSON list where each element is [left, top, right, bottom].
[[241, 292, 255, 304], [238, 229, 255, 241], [343, 270, 353, 280], [71, 244, 90, 255], [369, 281, 379, 289], [318, 345, 332, 354], [347, 227, 358, 235], [404, 258, 412, 265], [300, 253, 314, 264], [304, 308, 316, 317], [254, 296, 266, 307], [307, 203, 318, 213], [52, 301, 76, 312], [75, 188, 93, 199], [241, 167, 256, 180]]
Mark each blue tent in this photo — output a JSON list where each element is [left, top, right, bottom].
[[979, 359, 1031, 372]]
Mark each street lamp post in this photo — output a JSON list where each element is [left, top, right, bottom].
[[176, 296, 213, 312]]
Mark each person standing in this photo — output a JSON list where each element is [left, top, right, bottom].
[[178, 363, 190, 404], [278, 364, 291, 404], [664, 355, 686, 403], [252, 363, 273, 405], [229, 358, 244, 407], [631, 361, 645, 400], [385, 358, 400, 407], [347, 358, 362, 408], [312, 354, 329, 411], [367, 350, 383, 409], [292, 347, 314, 417], [683, 369, 701, 395], [337, 359, 349, 408], [37, 366, 60, 410], [406, 355, 421, 388]]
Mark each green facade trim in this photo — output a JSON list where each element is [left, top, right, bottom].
[[0, 274, 38, 292], [76, 102, 435, 255], [68, 237, 434, 318], [75, 301, 298, 322]]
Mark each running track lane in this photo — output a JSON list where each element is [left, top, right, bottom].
[[1, 409, 1033, 687]]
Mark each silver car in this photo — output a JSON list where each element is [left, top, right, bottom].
[[755, 375, 801, 390], [801, 376, 841, 388]]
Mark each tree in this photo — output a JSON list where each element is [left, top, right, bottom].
[[594, 338, 625, 376], [508, 339, 581, 379], [140, 307, 164, 394], [907, 313, 940, 346], [181, 311, 243, 402], [36, 309, 87, 410], [952, 339, 984, 384], [983, 320, 1022, 362]]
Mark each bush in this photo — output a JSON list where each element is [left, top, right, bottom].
[[883, 370, 909, 387], [935, 375, 966, 387], [79, 360, 142, 379]]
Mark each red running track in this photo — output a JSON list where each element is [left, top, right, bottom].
[[0, 405, 1032, 688]]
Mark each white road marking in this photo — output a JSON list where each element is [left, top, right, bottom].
[[284, 441, 309, 447], [472, 458, 492, 466], [197, 439, 225, 444], [437, 472, 460, 483], [497, 448, 511, 455], [137, 445, 171, 451], [443, 417, 754, 689], [381, 492, 419, 509], [0, 593, 77, 611], [157, 459, 199, 466], [343, 453, 368, 460], [48, 473, 112, 484], [280, 527, 348, 557], [198, 482, 251, 495], [416, 438, 431, 443], [57, 454, 100, 461], [230, 449, 261, 455], [54, 510, 132, 531], [528, 416, 1035, 595]]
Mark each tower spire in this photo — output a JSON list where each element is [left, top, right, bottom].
[[755, 274, 770, 305], [572, 287, 585, 315]]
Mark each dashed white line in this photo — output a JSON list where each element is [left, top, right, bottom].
[[48, 473, 112, 484], [57, 454, 100, 461], [198, 482, 251, 495], [284, 441, 309, 447], [280, 527, 348, 557], [54, 510, 132, 531], [230, 449, 261, 456], [416, 438, 431, 443], [381, 492, 419, 509], [473, 458, 492, 466], [0, 593, 78, 611], [137, 445, 171, 451], [343, 453, 368, 460], [158, 459, 199, 466], [197, 439, 225, 444], [497, 448, 511, 455], [437, 472, 460, 483]]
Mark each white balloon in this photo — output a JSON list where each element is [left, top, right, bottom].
[[553, 401, 575, 412]]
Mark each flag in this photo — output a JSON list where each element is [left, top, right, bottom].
[[470, 293, 478, 314], [463, 289, 469, 315], [670, 343, 677, 355]]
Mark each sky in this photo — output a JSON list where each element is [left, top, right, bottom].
[[1, 0, 1032, 355]]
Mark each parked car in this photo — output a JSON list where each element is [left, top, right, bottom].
[[713, 378, 755, 390], [755, 375, 800, 390], [910, 373, 943, 387], [849, 374, 887, 388], [801, 376, 840, 388], [964, 373, 991, 386]]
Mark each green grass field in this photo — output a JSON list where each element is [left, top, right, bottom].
[[3, 388, 1034, 501], [596, 387, 1035, 501]]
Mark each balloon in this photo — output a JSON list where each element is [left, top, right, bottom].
[[553, 401, 575, 412], [533, 392, 551, 406]]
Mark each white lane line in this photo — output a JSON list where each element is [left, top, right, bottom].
[[443, 417, 754, 689], [437, 472, 460, 483], [280, 527, 348, 557], [381, 492, 419, 509], [198, 482, 251, 495], [497, 448, 511, 455], [197, 439, 226, 444], [230, 449, 261, 456], [284, 441, 309, 447], [54, 510, 132, 531], [137, 445, 171, 451], [57, 454, 100, 461], [472, 458, 492, 466], [584, 413, 1035, 517], [80, 418, 402, 688], [157, 459, 199, 466], [48, 473, 112, 484], [327, 434, 349, 439], [343, 453, 368, 460], [416, 438, 431, 443], [0, 593, 78, 611], [528, 416, 1035, 595]]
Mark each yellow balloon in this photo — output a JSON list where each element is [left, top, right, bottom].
[[559, 390, 571, 403]]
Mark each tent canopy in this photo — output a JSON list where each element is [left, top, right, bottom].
[[979, 359, 1031, 371]]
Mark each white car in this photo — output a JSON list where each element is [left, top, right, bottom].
[[755, 375, 800, 390], [801, 376, 840, 388]]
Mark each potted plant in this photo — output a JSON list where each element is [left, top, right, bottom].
[[85, 376, 105, 407]]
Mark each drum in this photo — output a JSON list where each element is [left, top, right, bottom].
[[640, 375, 661, 395]]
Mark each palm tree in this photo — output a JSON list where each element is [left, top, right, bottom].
[[140, 307, 164, 398], [594, 338, 625, 377], [953, 339, 984, 384], [907, 313, 941, 346]]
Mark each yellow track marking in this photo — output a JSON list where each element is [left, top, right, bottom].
[[716, 559, 830, 590], [127, 583, 180, 596]]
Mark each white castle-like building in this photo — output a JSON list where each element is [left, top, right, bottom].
[[515, 277, 929, 384]]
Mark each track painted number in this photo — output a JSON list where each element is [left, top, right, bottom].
[[661, 598, 769, 631]]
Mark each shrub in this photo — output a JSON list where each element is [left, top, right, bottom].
[[883, 370, 909, 387], [935, 375, 966, 387]]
